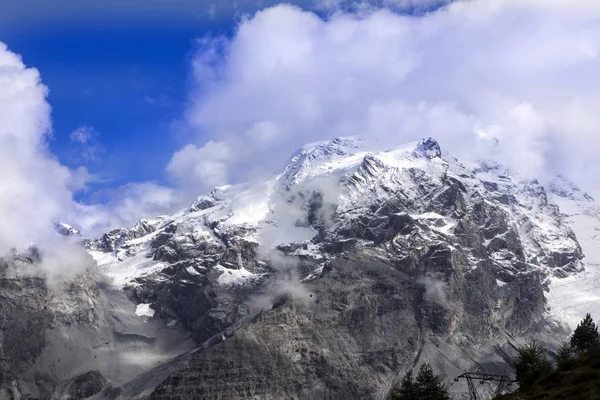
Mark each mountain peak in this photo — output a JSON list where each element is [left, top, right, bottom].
[[416, 137, 441, 158], [54, 221, 80, 237], [548, 175, 594, 202], [277, 136, 367, 189]]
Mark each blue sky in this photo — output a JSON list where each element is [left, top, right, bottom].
[[3, 26, 193, 196], [0, 0, 316, 202]]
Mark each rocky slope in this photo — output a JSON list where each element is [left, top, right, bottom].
[[0, 250, 194, 400], [0, 137, 594, 399]]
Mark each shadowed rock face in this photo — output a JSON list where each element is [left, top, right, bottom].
[[149, 253, 422, 400], [0, 254, 194, 400], [63, 371, 109, 400], [0, 258, 52, 396]]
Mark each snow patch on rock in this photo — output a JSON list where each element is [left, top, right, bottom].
[[135, 303, 155, 318], [215, 265, 262, 286]]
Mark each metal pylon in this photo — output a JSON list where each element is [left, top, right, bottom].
[[454, 372, 516, 400]]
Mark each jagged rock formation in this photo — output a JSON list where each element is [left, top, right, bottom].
[[0, 137, 594, 399]]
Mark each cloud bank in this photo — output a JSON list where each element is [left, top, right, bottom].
[[171, 0, 600, 197], [5, 0, 600, 262], [0, 42, 76, 254]]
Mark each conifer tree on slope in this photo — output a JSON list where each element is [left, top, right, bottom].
[[571, 313, 599, 354], [391, 363, 450, 400], [392, 370, 417, 399], [556, 341, 575, 371], [514, 341, 553, 390]]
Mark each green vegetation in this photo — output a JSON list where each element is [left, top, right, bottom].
[[495, 313, 600, 400], [513, 341, 553, 391], [390, 363, 451, 400], [571, 313, 599, 354]]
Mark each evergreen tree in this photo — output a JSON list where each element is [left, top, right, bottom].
[[556, 341, 575, 371], [514, 341, 553, 391], [571, 313, 599, 354], [391, 363, 450, 400], [415, 364, 451, 400], [391, 370, 417, 399]]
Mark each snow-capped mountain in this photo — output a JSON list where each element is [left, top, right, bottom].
[[88, 137, 586, 398], [90, 137, 583, 294], [1, 137, 598, 400]]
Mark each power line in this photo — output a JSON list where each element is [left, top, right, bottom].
[[454, 373, 516, 400], [547, 271, 600, 289], [548, 284, 600, 301], [552, 297, 600, 313]]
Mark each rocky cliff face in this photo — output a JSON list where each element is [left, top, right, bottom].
[[0, 137, 591, 399], [0, 250, 193, 400]]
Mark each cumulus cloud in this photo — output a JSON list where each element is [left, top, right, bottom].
[[167, 141, 231, 191], [170, 0, 600, 196], [0, 42, 79, 255]]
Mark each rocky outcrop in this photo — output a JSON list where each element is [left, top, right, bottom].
[[62, 371, 109, 400]]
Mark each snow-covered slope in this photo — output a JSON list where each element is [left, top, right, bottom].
[[546, 176, 600, 327]]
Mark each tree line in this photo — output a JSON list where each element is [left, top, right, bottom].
[[511, 313, 599, 393], [388, 313, 600, 400]]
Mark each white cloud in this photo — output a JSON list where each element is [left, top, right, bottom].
[[167, 141, 231, 190], [70, 126, 94, 144], [0, 42, 79, 255], [72, 182, 179, 236], [69, 125, 103, 162], [170, 1, 600, 194]]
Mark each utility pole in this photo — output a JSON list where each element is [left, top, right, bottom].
[[454, 372, 516, 400]]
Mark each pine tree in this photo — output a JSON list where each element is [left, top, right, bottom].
[[391, 370, 417, 400], [390, 364, 450, 400], [571, 313, 599, 354], [556, 341, 575, 371], [415, 364, 451, 400], [514, 341, 553, 391]]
